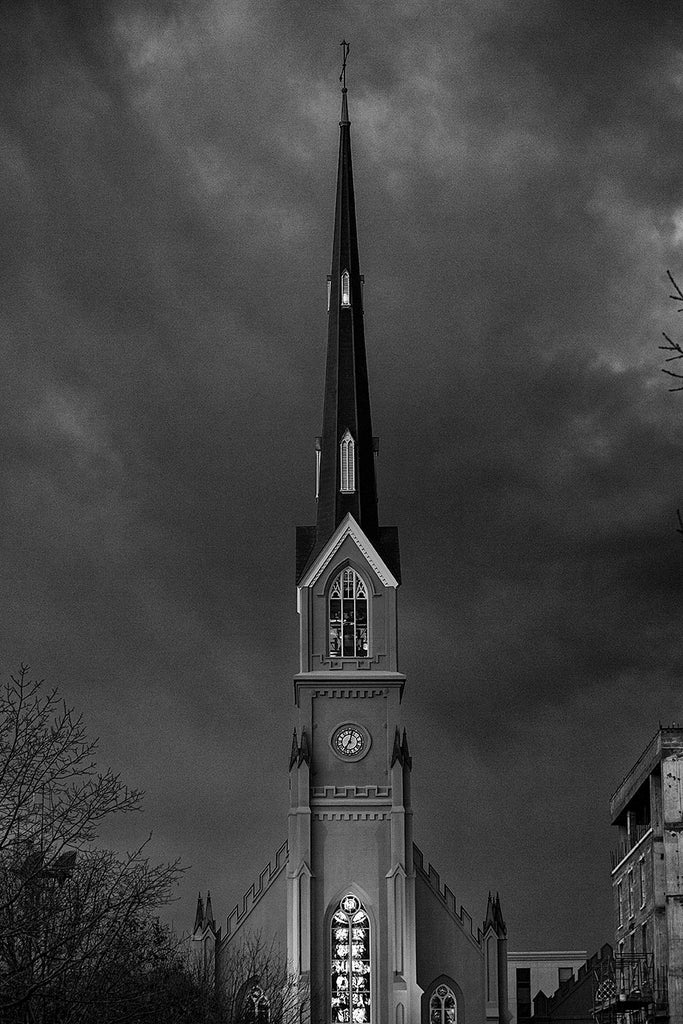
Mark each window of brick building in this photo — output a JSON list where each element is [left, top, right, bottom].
[[516, 969, 531, 1024]]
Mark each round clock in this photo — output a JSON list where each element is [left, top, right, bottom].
[[331, 723, 370, 761]]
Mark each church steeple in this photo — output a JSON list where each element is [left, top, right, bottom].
[[297, 64, 397, 585], [316, 79, 378, 546], [296, 54, 400, 585]]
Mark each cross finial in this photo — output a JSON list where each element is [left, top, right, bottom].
[[339, 39, 350, 89]]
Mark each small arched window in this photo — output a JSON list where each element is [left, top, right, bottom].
[[245, 985, 270, 1024], [329, 567, 368, 659], [340, 430, 355, 493], [341, 269, 351, 307], [430, 985, 456, 1024], [330, 894, 371, 1023]]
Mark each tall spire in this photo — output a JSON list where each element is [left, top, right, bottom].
[[296, 52, 400, 585], [315, 57, 379, 546]]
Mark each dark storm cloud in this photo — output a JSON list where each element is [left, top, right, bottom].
[[1, 0, 682, 953]]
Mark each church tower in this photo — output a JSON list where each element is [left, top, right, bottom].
[[289, 70, 420, 1024], [206, 56, 509, 1024]]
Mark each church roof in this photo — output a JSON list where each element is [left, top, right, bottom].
[[297, 82, 400, 584]]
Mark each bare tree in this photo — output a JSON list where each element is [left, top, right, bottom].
[[0, 664, 193, 1023], [659, 270, 683, 391], [63, 914, 217, 1023], [217, 932, 309, 1024], [658, 272, 683, 539]]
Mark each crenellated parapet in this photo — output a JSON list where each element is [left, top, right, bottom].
[[311, 785, 391, 799], [225, 840, 289, 939], [413, 843, 483, 947]]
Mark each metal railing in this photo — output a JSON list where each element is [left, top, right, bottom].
[[593, 954, 667, 1020], [610, 825, 652, 869]]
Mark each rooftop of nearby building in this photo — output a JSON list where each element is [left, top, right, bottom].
[[610, 725, 683, 824], [508, 951, 588, 962]]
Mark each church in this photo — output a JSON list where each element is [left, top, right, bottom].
[[193, 66, 509, 1024]]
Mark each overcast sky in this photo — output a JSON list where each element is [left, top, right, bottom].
[[2, 0, 683, 957]]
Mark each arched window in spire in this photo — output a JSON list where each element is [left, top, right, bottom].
[[329, 567, 368, 658], [430, 985, 456, 1024], [340, 429, 355, 494], [341, 269, 351, 307], [330, 893, 371, 1023]]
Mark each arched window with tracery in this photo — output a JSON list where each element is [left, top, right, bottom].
[[340, 429, 355, 493], [329, 568, 368, 659], [330, 893, 371, 1023], [430, 985, 456, 1024], [244, 984, 270, 1024]]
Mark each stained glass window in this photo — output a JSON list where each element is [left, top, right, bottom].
[[430, 985, 456, 1024], [330, 894, 371, 1023], [340, 430, 355, 493], [245, 985, 270, 1024], [329, 568, 368, 659]]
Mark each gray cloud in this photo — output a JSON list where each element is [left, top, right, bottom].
[[1, 0, 682, 953]]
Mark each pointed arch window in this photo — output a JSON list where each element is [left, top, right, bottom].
[[340, 430, 355, 493], [341, 269, 351, 307], [245, 985, 270, 1024], [330, 894, 371, 1023], [430, 985, 456, 1024], [329, 567, 368, 658]]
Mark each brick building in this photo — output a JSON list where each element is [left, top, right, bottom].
[[530, 946, 612, 1024], [593, 727, 683, 1024], [506, 951, 588, 1024]]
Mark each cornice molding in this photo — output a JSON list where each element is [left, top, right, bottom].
[[313, 687, 387, 699], [314, 811, 390, 821]]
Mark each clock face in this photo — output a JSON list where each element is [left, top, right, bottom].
[[334, 726, 365, 757]]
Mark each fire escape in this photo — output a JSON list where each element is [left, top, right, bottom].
[[593, 953, 667, 1024]]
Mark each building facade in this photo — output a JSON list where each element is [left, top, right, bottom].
[[506, 952, 587, 1024], [193, 80, 509, 1024], [593, 727, 683, 1024], [530, 946, 613, 1024]]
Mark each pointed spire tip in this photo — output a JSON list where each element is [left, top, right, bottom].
[[339, 40, 350, 124], [340, 87, 349, 126]]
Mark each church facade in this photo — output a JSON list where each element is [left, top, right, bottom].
[[193, 79, 509, 1024]]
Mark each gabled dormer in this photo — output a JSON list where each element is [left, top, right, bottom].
[[297, 513, 399, 675]]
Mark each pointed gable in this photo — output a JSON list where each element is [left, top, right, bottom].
[[298, 513, 399, 592]]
